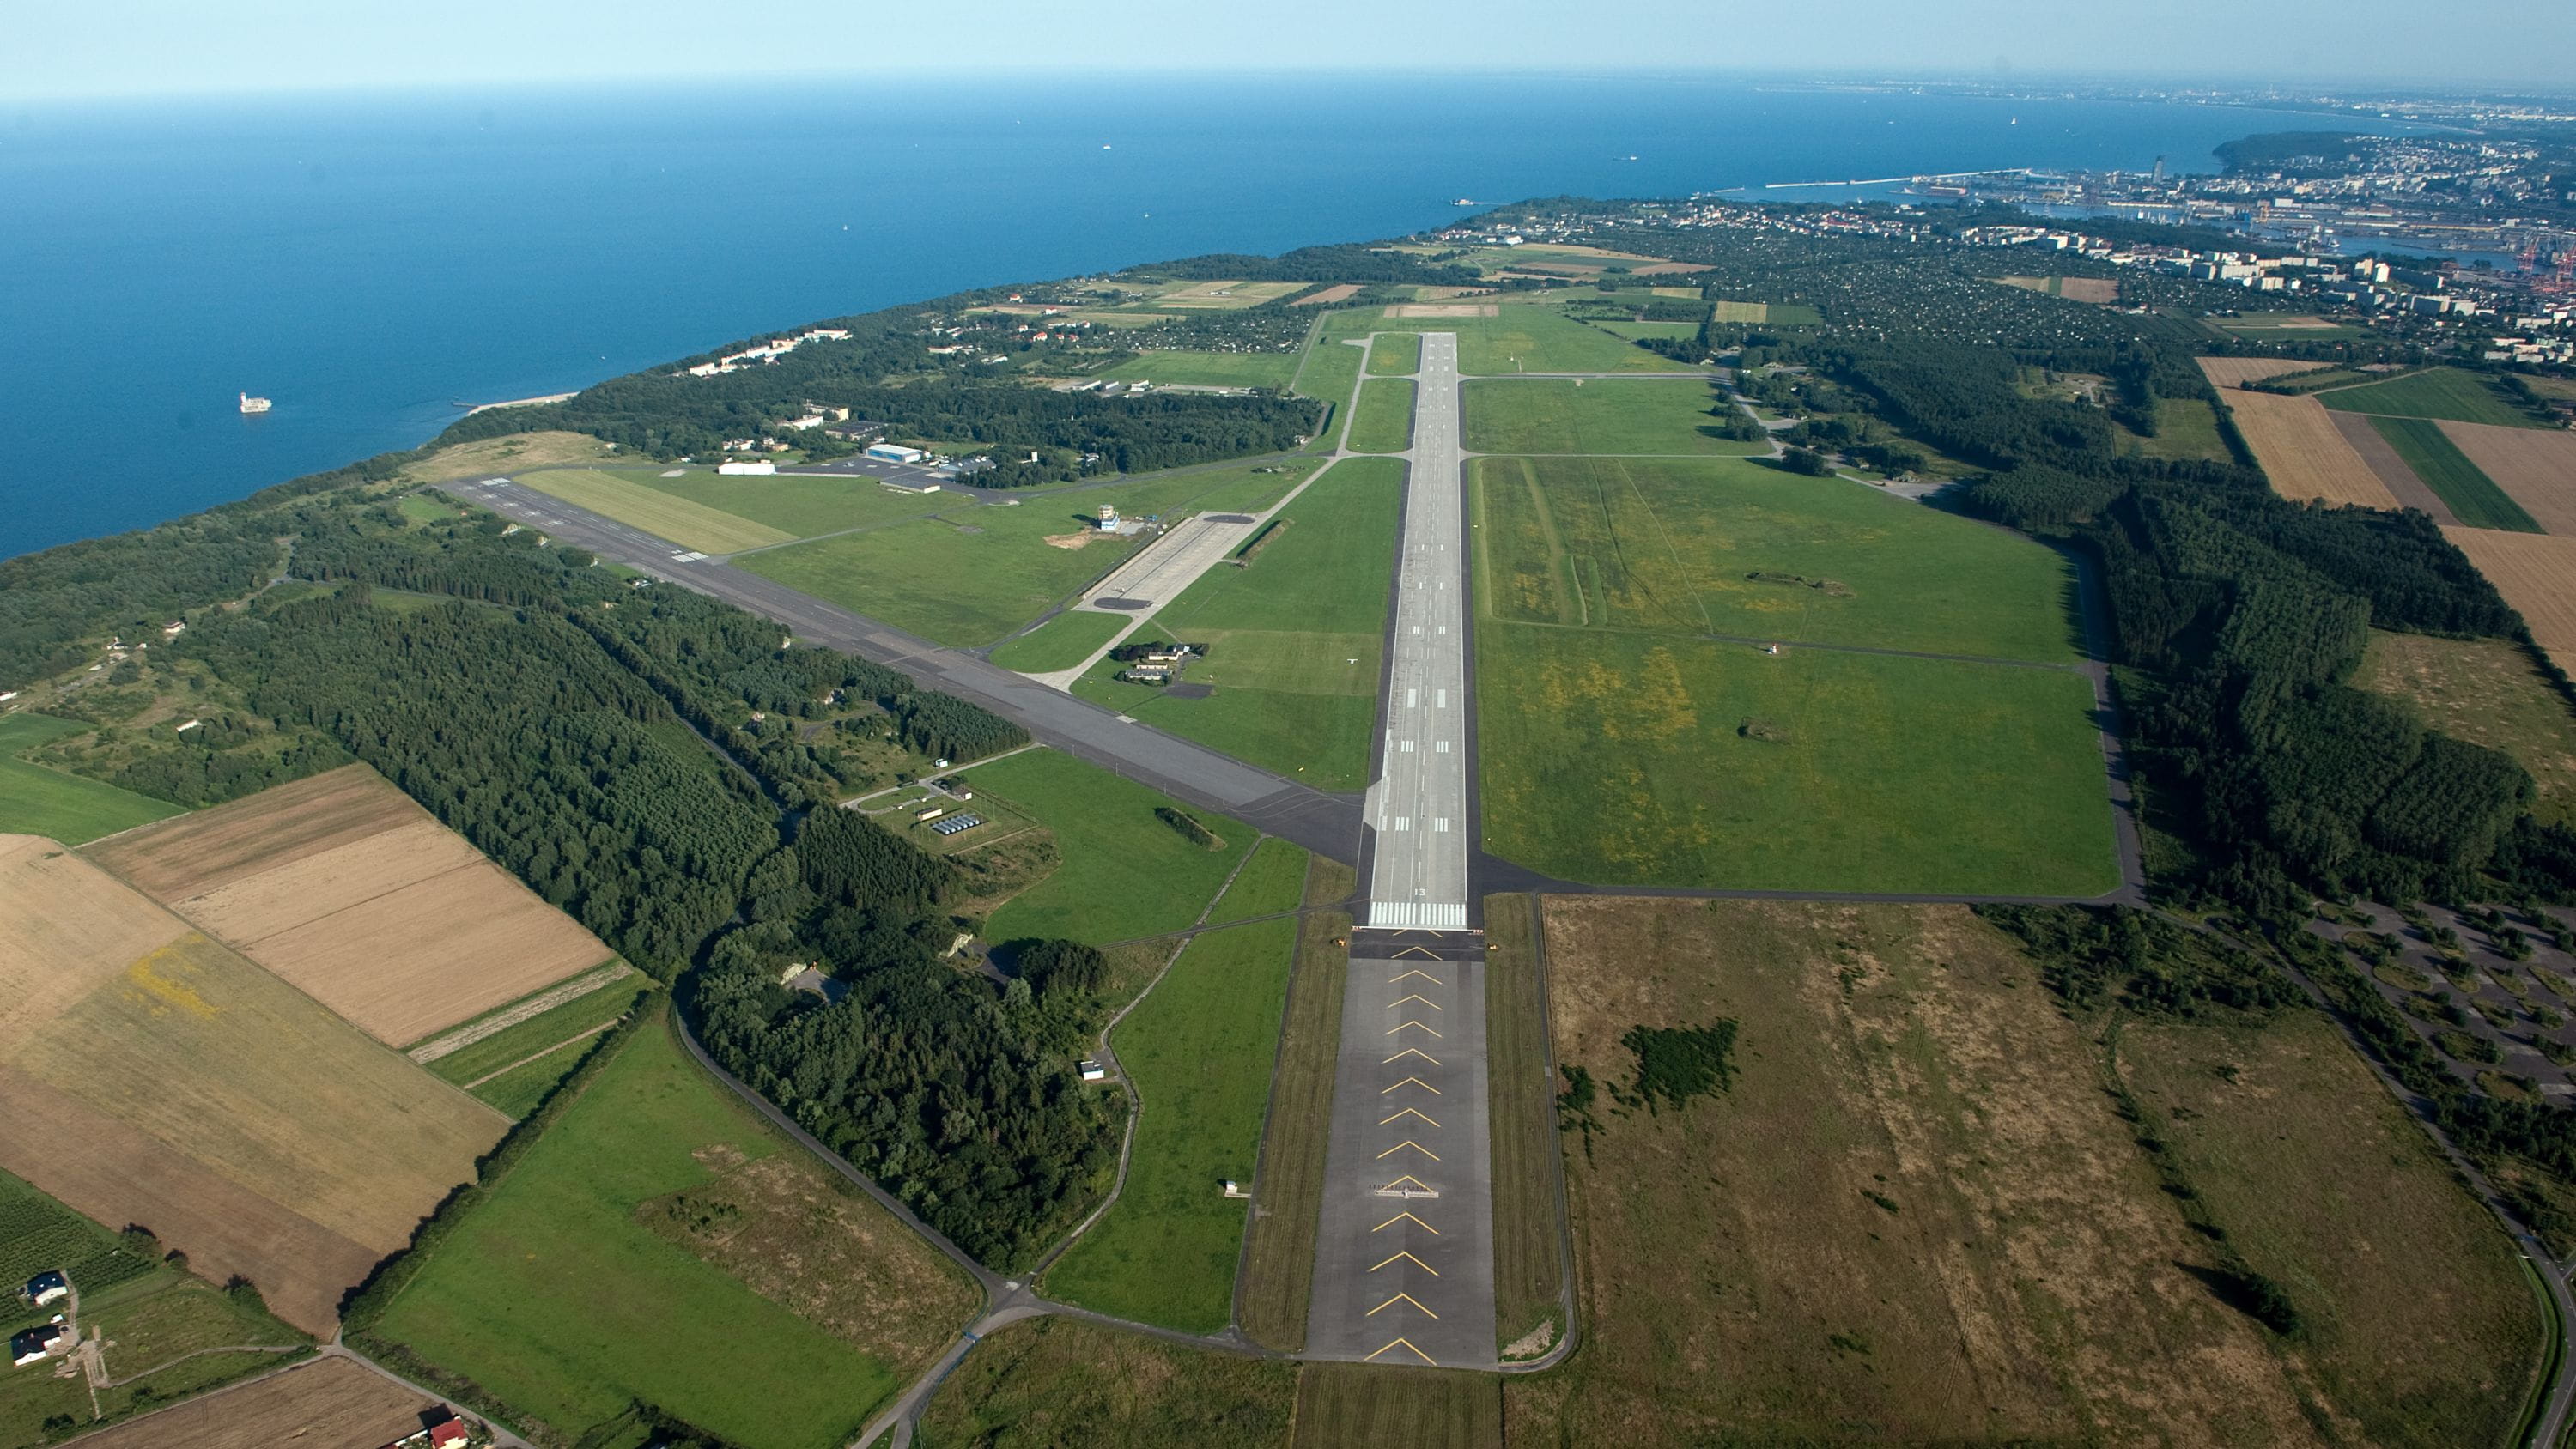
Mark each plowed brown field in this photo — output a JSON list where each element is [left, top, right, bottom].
[[73, 1355, 440, 1449], [2439, 421, 2576, 536], [88, 765, 611, 1044], [2196, 357, 2333, 388], [0, 843, 506, 1332], [2217, 387, 2403, 508], [2059, 276, 2119, 303], [2444, 527, 2576, 670]]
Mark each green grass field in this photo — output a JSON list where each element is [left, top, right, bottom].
[[1291, 336, 1365, 413], [0, 714, 182, 845], [1072, 458, 1402, 790], [369, 1014, 960, 1449], [736, 464, 1308, 646], [2320, 367, 2543, 429], [1324, 306, 1701, 376], [2129, 397, 2234, 464], [967, 748, 1255, 945], [1348, 379, 1415, 453], [1463, 377, 1764, 456], [1367, 332, 1420, 376], [612, 468, 959, 540], [1102, 350, 1301, 390], [1476, 624, 2117, 894], [1205, 837, 1309, 927], [1042, 855, 1305, 1331], [1472, 455, 2081, 663], [428, 980, 651, 1117], [1590, 319, 1704, 343], [513, 469, 796, 553], [989, 609, 1138, 673], [2370, 415, 2543, 531]]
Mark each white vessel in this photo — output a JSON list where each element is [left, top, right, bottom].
[[238, 391, 272, 415]]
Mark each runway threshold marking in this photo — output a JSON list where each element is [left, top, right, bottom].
[[1376, 1139, 1441, 1160], [1375, 1210, 1439, 1234], [1369, 1292, 1440, 1319], [1381, 1076, 1440, 1094], [1368, 1337, 1438, 1365], [1381, 1106, 1441, 1126], [1371, 1250, 1440, 1274], [1382, 1047, 1440, 1065]]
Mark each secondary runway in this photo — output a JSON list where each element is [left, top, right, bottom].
[[1363, 331, 1471, 931], [434, 476, 1362, 864], [1305, 333, 1498, 1368]]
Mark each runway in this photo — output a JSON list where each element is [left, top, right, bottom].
[[1362, 331, 1471, 931], [1303, 332, 1498, 1368]]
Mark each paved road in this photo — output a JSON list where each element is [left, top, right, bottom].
[[1364, 331, 1472, 931], [1305, 334, 1500, 1369], [435, 478, 1364, 864]]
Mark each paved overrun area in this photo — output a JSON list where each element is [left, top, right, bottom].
[[435, 477, 1363, 864], [1364, 331, 1471, 930], [1306, 333, 1498, 1368], [1303, 932, 1497, 1367], [1077, 512, 1261, 611]]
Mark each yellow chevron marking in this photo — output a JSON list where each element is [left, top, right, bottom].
[[1389, 969, 1443, 984], [1380, 1106, 1441, 1127], [1380, 1174, 1434, 1193], [1384, 1020, 1443, 1038], [1367, 1337, 1437, 1364], [1371, 1251, 1439, 1274], [1374, 1210, 1439, 1234], [1369, 1292, 1440, 1319], [1394, 946, 1442, 959], [1376, 1140, 1440, 1161], [1380, 1076, 1440, 1095], [1382, 1047, 1440, 1065]]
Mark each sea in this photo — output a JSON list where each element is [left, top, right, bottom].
[[0, 75, 2404, 557]]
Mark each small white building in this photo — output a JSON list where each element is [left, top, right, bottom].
[[867, 443, 928, 464], [715, 460, 776, 476], [1078, 1059, 1108, 1082]]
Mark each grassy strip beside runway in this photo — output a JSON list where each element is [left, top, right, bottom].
[[1100, 349, 1303, 390], [1368, 332, 1421, 375], [1463, 377, 1764, 457], [511, 468, 796, 553], [1348, 378, 1416, 453], [1482, 894, 1564, 1356], [1236, 858, 1358, 1352], [1322, 303, 1703, 376], [1042, 852, 1308, 1332], [1475, 624, 2117, 896], [988, 609, 1136, 673]]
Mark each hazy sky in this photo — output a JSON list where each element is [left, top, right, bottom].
[[13, 0, 2573, 100]]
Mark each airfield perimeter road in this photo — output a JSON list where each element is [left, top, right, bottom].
[[1304, 332, 1500, 1369], [434, 477, 1362, 864]]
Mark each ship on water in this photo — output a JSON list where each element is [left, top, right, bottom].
[[238, 391, 272, 414]]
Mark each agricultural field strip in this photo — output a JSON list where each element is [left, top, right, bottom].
[[457, 1020, 625, 1089], [408, 961, 635, 1060], [2439, 421, 2576, 537]]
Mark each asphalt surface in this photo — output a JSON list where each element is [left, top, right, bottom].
[[1305, 335, 1500, 1369], [435, 477, 1364, 864], [1363, 331, 1472, 931], [1302, 932, 1499, 1368]]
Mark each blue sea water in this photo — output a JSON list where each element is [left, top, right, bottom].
[[0, 76, 2388, 557]]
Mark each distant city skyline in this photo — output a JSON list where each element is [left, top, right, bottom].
[[11, 0, 2575, 102]]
